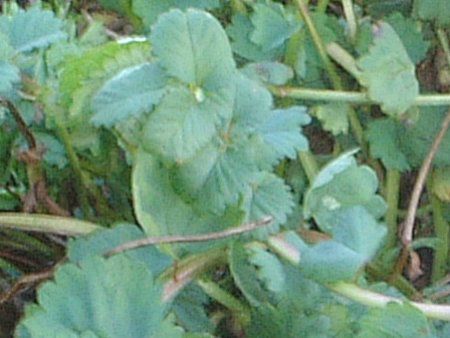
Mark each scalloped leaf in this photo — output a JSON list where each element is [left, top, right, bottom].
[[226, 14, 284, 62], [3, 6, 66, 53], [92, 63, 167, 127], [151, 9, 235, 88], [414, 0, 450, 27], [172, 141, 258, 214], [241, 62, 294, 85], [356, 22, 419, 116], [142, 87, 225, 162], [0, 61, 20, 94], [357, 302, 433, 337], [304, 152, 386, 232], [311, 103, 350, 136], [250, 1, 300, 51], [248, 246, 285, 294], [367, 118, 410, 171], [17, 255, 181, 338], [242, 173, 294, 236], [132, 0, 220, 28]]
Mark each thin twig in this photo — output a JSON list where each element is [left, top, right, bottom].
[[81, 9, 121, 40], [0, 98, 36, 149], [394, 110, 450, 276], [106, 216, 273, 257]]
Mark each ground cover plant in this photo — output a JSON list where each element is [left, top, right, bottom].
[[1, 0, 450, 336]]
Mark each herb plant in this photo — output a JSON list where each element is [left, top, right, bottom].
[[1, 0, 450, 337]]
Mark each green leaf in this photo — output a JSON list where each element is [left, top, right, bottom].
[[142, 86, 229, 163], [311, 103, 350, 136], [414, 0, 450, 27], [91, 63, 167, 127], [241, 62, 294, 85], [226, 14, 284, 62], [432, 167, 450, 202], [365, 0, 412, 18], [132, 0, 220, 28], [250, 1, 300, 51], [17, 255, 181, 338], [34, 132, 68, 169], [3, 6, 66, 53], [229, 241, 271, 306], [242, 173, 294, 236], [356, 22, 419, 116], [0, 61, 20, 94], [304, 152, 386, 232], [150, 9, 235, 88], [367, 118, 410, 171], [398, 106, 450, 167], [67, 224, 172, 276], [258, 106, 311, 163], [248, 246, 285, 294], [385, 13, 430, 64], [172, 141, 258, 214], [357, 302, 434, 337], [295, 207, 386, 283]]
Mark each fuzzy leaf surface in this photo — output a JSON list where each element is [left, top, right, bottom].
[[92, 63, 167, 127], [241, 62, 294, 85], [17, 255, 180, 338], [312, 103, 350, 136], [2, 6, 66, 53], [367, 118, 410, 171], [357, 22, 419, 116]]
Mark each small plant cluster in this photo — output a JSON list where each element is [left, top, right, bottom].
[[1, 0, 450, 337]]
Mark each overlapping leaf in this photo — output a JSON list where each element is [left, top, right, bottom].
[[241, 62, 294, 85], [367, 118, 410, 171], [0, 61, 20, 94], [304, 152, 386, 232], [414, 0, 450, 27], [92, 63, 167, 127], [17, 255, 181, 338], [311, 103, 350, 136], [0, 6, 66, 53], [356, 22, 419, 116]]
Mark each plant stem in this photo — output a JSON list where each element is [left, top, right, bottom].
[[326, 42, 361, 78], [197, 279, 251, 326], [295, 0, 342, 90], [316, 0, 330, 13], [0, 213, 100, 235], [342, 0, 357, 41], [437, 28, 450, 68], [299, 150, 320, 181], [160, 247, 228, 302], [384, 169, 401, 249], [427, 177, 449, 283], [331, 282, 450, 321], [270, 86, 450, 106]]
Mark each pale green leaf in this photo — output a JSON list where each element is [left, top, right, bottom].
[[5, 6, 66, 53], [226, 14, 283, 62], [242, 173, 294, 235], [17, 255, 180, 338], [250, 2, 300, 51], [296, 207, 386, 283], [229, 241, 271, 306], [172, 141, 257, 213], [132, 0, 220, 28], [249, 246, 285, 294], [357, 22, 419, 116], [142, 87, 222, 163], [386, 13, 430, 64], [241, 62, 294, 85], [304, 152, 387, 231], [92, 63, 167, 127], [258, 106, 311, 162], [357, 302, 434, 337], [414, 0, 450, 27], [367, 118, 410, 171], [0, 61, 20, 94], [312, 103, 350, 136], [150, 9, 235, 88]]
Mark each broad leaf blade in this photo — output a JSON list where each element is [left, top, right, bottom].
[[357, 22, 419, 116], [92, 63, 167, 127], [0, 61, 20, 94]]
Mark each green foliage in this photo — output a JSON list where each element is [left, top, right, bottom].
[[356, 22, 419, 116], [3, 1, 450, 336], [414, 0, 450, 27], [17, 254, 179, 338]]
